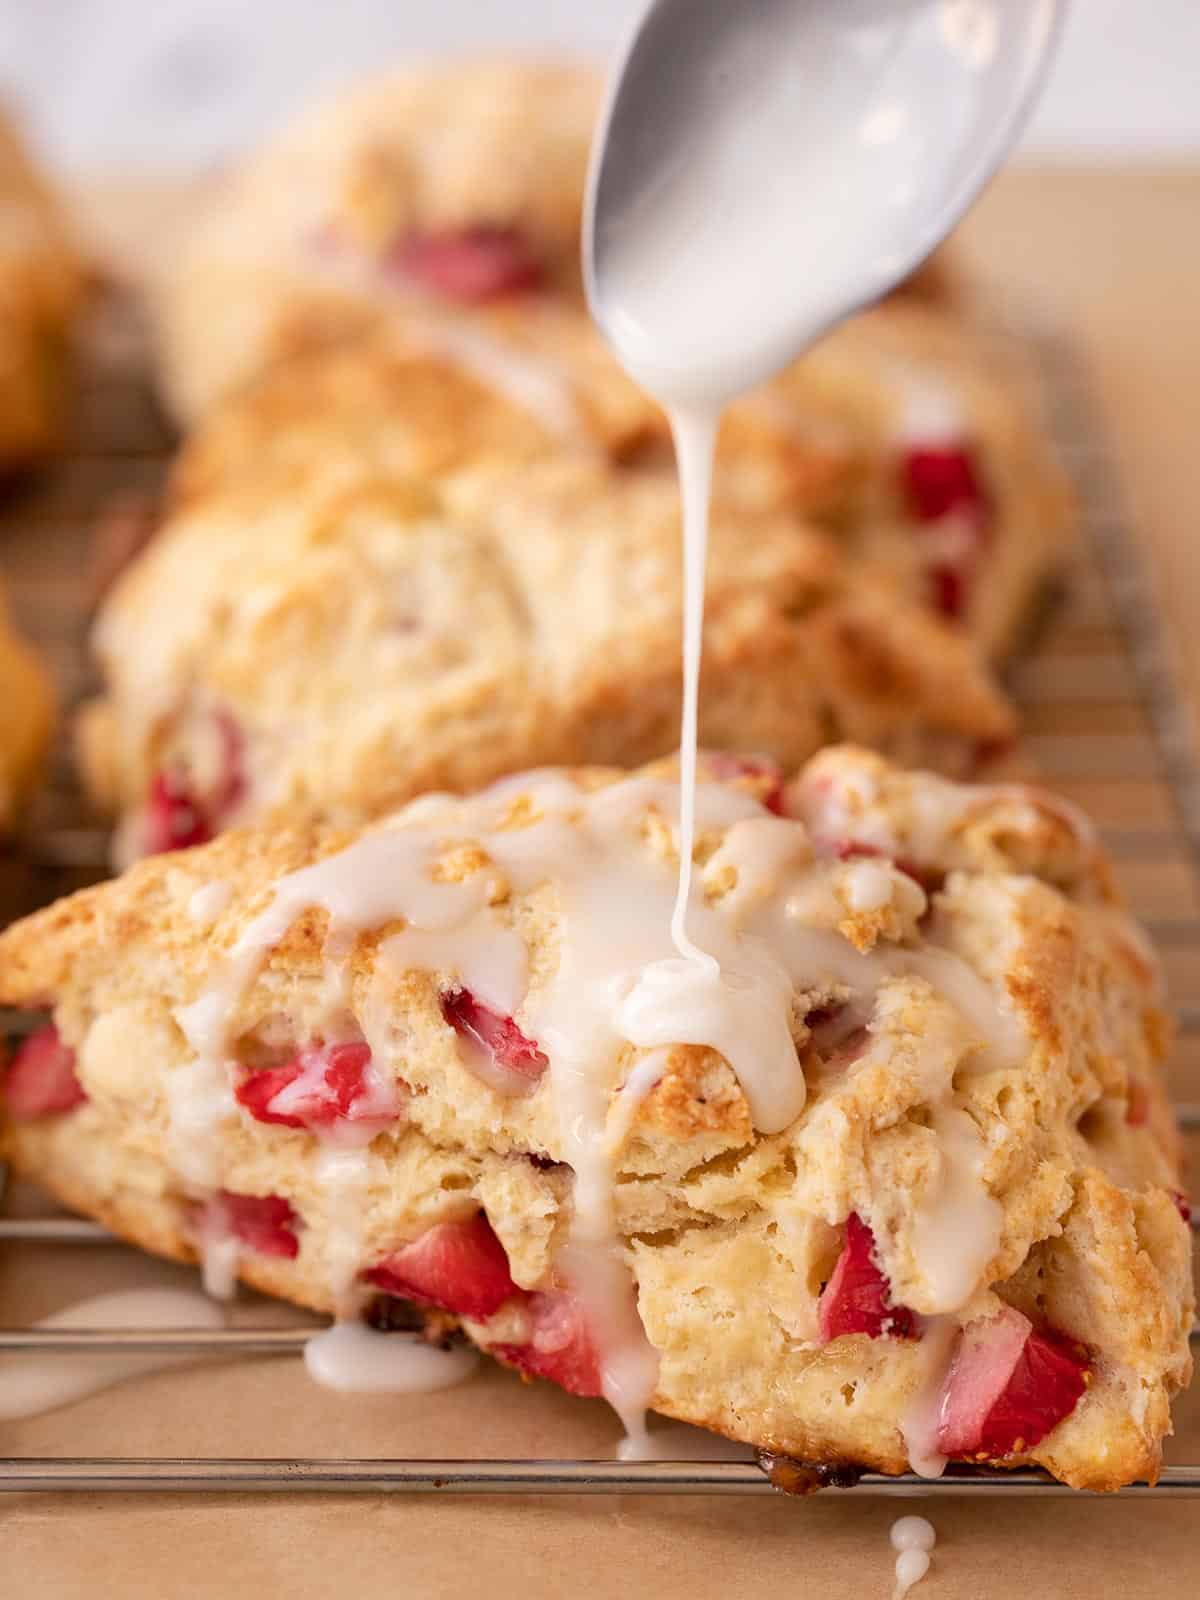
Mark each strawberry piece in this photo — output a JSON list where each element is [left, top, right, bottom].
[[235, 1042, 400, 1133], [936, 1306, 1088, 1457], [143, 709, 245, 855], [900, 444, 990, 621], [145, 769, 212, 852], [211, 1191, 300, 1259], [818, 1213, 915, 1342], [3, 1024, 87, 1119], [391, 225, 544, 302], [1174, 1191, 1192, 1225], [365, 1212, 519, 1320], [702, 753, 786, 815], [442, 989, 548, 1082], [929, 562, 967, 620], [902, 445, 988, 524], [492, 1291, 604, 1398]]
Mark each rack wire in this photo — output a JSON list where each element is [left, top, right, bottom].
[[0, 292, 1197, 1496]]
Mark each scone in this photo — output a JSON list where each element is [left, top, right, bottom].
[[168, 297, 1070, 661], [0, 582, 55, 831], [77, 443, 1015, 857], [0, 104, 81, 469], [153, 59, 603, 424], [0, 748, 1190, 1489]]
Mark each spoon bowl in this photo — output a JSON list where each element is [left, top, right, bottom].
[[586, 0, 1068, 404]]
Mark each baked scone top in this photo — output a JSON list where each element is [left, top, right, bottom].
[[80, 446, 1015, 853], [0, 748, 1190, 1486]]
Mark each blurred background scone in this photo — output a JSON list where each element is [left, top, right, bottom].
[[0, 581, 55, 833], [77, 446, 1014, 859], [168, 295, 1072, 663], [0, 105, 82, 471], [153, 58, 603, 422]]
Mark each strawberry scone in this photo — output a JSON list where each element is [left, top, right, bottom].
[[166, 296, 1069, 662], [0, 748, 1190, 1488], [0, 581, 54, 833], [76, 447, 1014, 858], [0, 104, 81, 469], [152, 59, 603, 424]]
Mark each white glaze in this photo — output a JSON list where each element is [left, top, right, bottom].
[[891, 1516, 937, 1553], [909, 1106, 1003, 1314], [303, 1322, 478, 1394], [893, 1548, 932, 1600], [899, 1314, 958, 1478], [0, 1289, 224, 1420], [188, 879, 234, 927]]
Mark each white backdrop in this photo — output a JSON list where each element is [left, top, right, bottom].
[[1, 0, 1198, 172]]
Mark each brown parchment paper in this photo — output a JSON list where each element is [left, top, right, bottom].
[[3, 1174, 1199, 1600]]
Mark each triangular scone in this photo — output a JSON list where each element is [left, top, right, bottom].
[[1, 748, 1190, 1489], [77, 449, 1014, 857]]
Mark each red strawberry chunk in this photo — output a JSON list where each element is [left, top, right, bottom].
[[391, 225, 544, 302], [210, 1190, 300, 1259], [143, 709, 245, 856], [365, 1212, 519, 1320], [145, 769, 212, 852], [936, 1306, 1088, 1457], [235, 1042, 401, 1135], [492, 1291, 604, 1398], [702, 753, 786, 815], [929, 562, 967, 620], [900, 444, 990, 621], [902, 445, 988, 524], [4, 1024, 87, 1119], [1173, 1191, 1192, 1224], [818, 1213, 915, 1342], [442, 989, 548, 1083]]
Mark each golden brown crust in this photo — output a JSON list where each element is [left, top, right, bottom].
[[0, 582, 55, 830], [0, 749, 1191, 1489]]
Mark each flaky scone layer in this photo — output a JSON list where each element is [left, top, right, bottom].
[[0, 748, 1191, 1489], [0, 105, 81, 467], [78, 446, 1015, 855], [0, 581, 55, 831]]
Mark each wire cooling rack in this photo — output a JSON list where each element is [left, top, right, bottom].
[[0, 291, 1197, 1496]]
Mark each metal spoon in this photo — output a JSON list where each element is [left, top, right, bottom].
[[586, 0, 1068, 403]]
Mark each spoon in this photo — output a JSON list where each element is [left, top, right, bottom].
[[585, 0, 1068, 404]]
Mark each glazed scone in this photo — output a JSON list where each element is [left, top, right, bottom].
[[0, 749, 1190, 1489], [0, 582, 55, 831], [153, 59, 603, 423], [77, 446, 1014, 856], [168, 297, 1071, 661], [0, 104, 81, 468]]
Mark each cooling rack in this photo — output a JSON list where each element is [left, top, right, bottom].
[[0, 291, 1197, 1497]]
